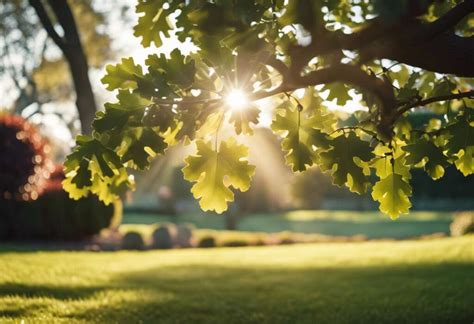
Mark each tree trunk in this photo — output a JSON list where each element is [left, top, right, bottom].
[[29, 0, 97, 134], [64, 49, 96, 135]]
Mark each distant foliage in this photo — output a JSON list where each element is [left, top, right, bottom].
[[151, 225, 175, 249], [198, 236, 216, 248], [122, 231, 145, 250], [176, 223, 194, 248], [222, 240, 249, 247], [450, 213, 474, 237], [0, 114, 52, 201]]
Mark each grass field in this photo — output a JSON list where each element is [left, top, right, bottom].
[[0, 236, 472, 323], [123, 210, 454, 239]]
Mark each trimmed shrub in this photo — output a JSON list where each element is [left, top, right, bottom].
[[122, 231, 145, 250], [176, 223, 194, 248], [0, 166, 120, 241], [450, 212, 474, 236], [152, 225, 175, 249], [198, 236, 216, 248], [280, 237, 295, 245], [0, 115, 120, 241], [222, 240, 249, 247]]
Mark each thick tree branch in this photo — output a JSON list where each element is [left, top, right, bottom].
[[418, 0, 474, 40], [291, 1, 474, 77], [28, 0, 65, 51], [377, 34, 474, 77]]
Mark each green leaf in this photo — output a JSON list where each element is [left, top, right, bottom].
[[145, 49, 196, 89], [63, 136, 130, 204], [444, 113, 474, 157], [430, 78, 456, 98], [142, 104, 175, 131], [372, 143, 411, 180], [71, 159, 93, 188], [403, 137, 449, 180], [442, 110, 474, 175], [372, 173, 412, 219], [397, 72, 419, 102], [271, 104, 333, 172], [62, 175, 89, 200], [101, 58, 144, 91], [318, 133, 374, 194], [182, 139, 255, 213], [121, 128, 167, 170], [454, 146, 474, 176], [93, 90, 152, 135], [133, 1, 180, 47], [323, 83, 352, 106], [229, 105, 260, 135], [90, 169, 134, 205]]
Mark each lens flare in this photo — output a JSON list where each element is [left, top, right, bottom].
[[225, 89, 249, 110]]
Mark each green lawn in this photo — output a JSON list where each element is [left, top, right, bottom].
[[0, 236, 473, 323], [123, 210, 454, 239]]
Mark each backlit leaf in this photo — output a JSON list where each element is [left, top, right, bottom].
[[271, 103, 334, 172], [319, 133, 374, 194], [182, 139, 255, 213], [229, 105, 260, 135], [134, 1, 180, 47], [371, 173, 412, 219], [403, 137, 449, 179], [101, 57, 144, 91]]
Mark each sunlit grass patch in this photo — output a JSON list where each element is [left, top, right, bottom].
[[0, 236, 472, 323]]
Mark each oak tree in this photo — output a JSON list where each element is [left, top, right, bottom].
[[64, 0, 474, 219]]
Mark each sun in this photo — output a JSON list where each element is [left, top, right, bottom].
[[225, 89, 249, 111]]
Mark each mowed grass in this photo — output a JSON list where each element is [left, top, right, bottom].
[[123, 210, 454, 239], [0, 236, 473, 323]]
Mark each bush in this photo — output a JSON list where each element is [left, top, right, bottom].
[[279, 238, 295, 245], [152, 225, 175, 249], [222, 240, 249, 247], [0, 113, 52, 201], [0, 116, 120, 241], [198, 236, 216, 248], [450, 212, 474, 236], [0, 166, 121, 241], [122, 231, 145, 250], [176, 223, 194, 248]]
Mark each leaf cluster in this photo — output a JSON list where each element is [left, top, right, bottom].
[[64, 0, 474, 219]]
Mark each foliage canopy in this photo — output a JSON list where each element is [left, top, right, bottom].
[[64, 0, 474, 219]]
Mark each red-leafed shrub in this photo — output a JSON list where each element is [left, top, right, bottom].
[[0, 113, 121, 241], [0, 166, 120, 241], [0, 113, 52, 201]]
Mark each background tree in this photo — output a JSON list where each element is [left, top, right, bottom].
[[64, 0, 474, 219], [0, 0, 117, 134]]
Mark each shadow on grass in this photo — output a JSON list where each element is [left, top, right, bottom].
[[2, 262, 473, 323], [0, 282, 104, 300]]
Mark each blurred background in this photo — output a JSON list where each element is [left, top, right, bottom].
[[1, 0, 473, 251]]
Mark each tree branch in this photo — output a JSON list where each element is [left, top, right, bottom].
[[379, 34, 474, 77], [396, 90, 474, 118], [418, 0, 474, 40], [28, 0, 65, 51], [46, 0, 82, 51]]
